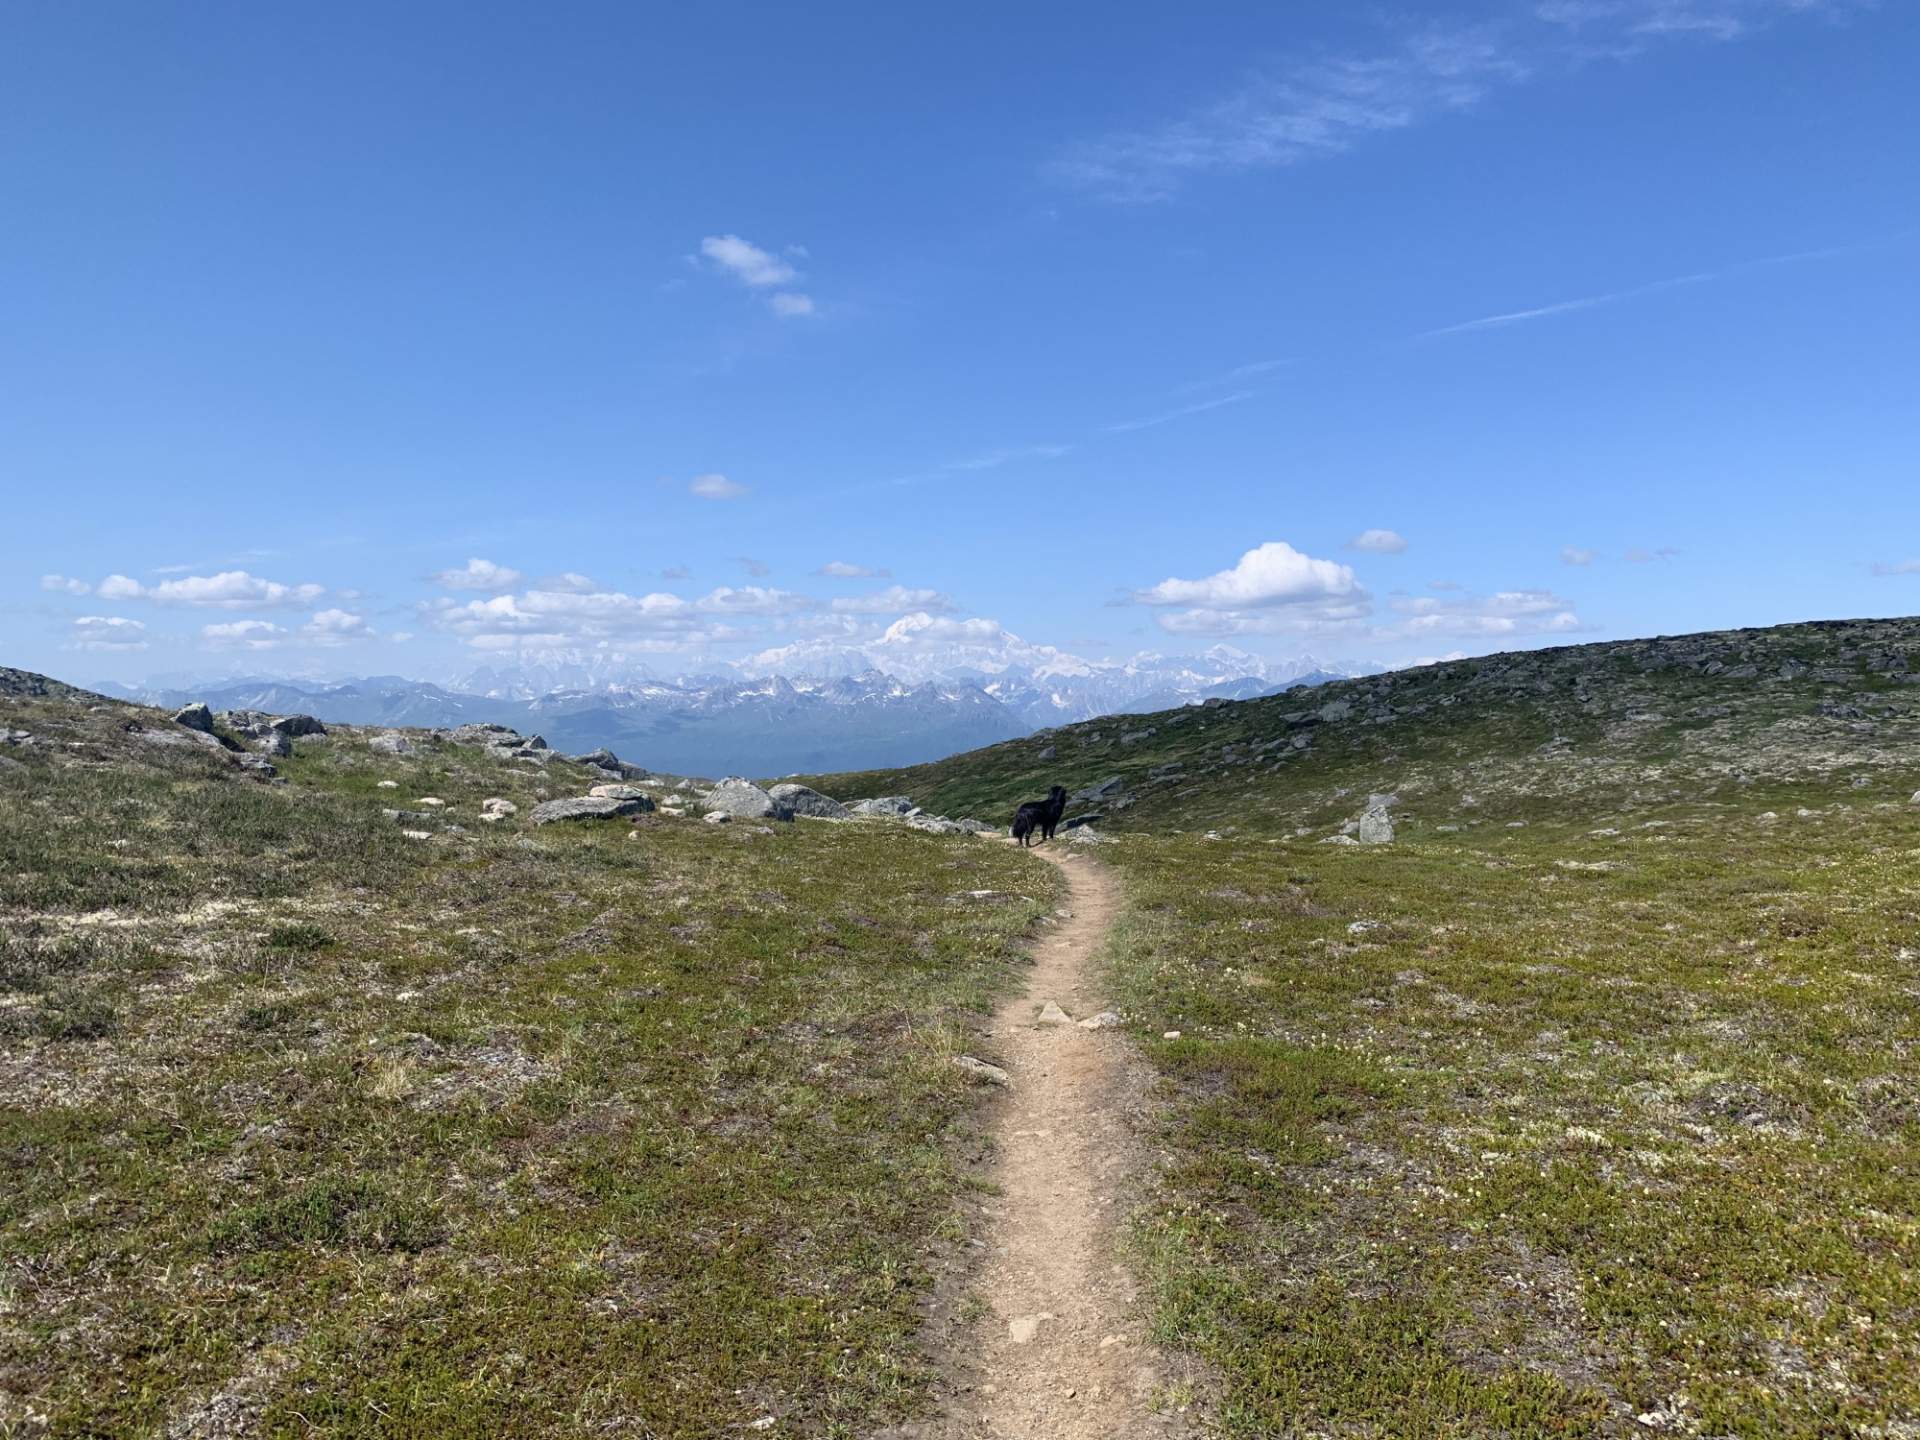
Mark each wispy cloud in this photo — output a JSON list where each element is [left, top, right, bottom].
[[1051, 24, 1526, 202], [432, 558, 523, 591], [690, 473, 749, 501], [1050, 4, 1867, 202], [1562, 546, 1598, 566], [1348, 528, 1408, 554], [1872, 559, 1920, 577], [1105, 391, 1254, 434], [1172, 358, 1291, 394]]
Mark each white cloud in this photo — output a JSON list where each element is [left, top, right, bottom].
[[697, 586, 811, 617], [817, 560, 891, 579], [1388, 589, 1584, 637], [699, 234, 798, 288], [302, 608, 372, 645], [67, 616, 147, 652], [1561, 546, 1598, 566], [1871, 559, 1920, 577], [97, 570, 326, 609], [433, 558, 523, 591], [830, 585, 956, 615], [539, 571, 601, 593], [1349, 528, 1408, 554], [691, 473, 748, 501], [769, 292, 815, 318], [41, 574, 91, 596], [201, 619, 286, 650], [1138, 541, 1363, 610]]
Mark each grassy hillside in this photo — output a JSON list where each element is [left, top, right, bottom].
[[808, 617, 1920, 1434], [797, 617, 1920, 836], [0, 675, 1059, 1436]]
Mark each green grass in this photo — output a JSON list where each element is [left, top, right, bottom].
[[1098, 803, 1920, 1436], [0, 686, 1062, 1437], [797, 615, 1920, 840]]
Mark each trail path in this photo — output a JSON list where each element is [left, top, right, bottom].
[[932, 846, 1192, 1439]]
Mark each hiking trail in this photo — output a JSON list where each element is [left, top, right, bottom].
[[931, 845, 1193, 1439]]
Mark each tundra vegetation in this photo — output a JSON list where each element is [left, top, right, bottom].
[[810, 617, 1920, 1436], [6, 613, 1920, 1437], [0, 670, 1058, 1436]]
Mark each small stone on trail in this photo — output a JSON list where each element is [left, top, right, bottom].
[[1036, 1001, 1071, 1026], [1079, 1011, 1122, 1030], [952, 1054, 1009, 1086], [1008, 1313, 1051, 1345]]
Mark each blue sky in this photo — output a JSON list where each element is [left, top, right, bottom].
[[5, 0, 1917, 683]]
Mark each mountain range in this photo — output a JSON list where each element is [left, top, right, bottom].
[[98, 624, 1365, 775]]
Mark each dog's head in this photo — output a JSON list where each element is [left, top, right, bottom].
[[1049, 785, 1067, 801]]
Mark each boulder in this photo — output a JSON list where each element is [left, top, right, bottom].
[[851, 796, 919, 817], [1069, 776, 1127, 804], [572, 746, 647, 779], [270, 714, 327, 737], [589, 784, 650, 801], [370, 732, 415, 756], [219, 709, 275, 737], [704, 810, 732, 825], [253, 730, 293, 758], [905, 814, 966, 835], [702, 777, 794, 821], [1357, 809, 1395, 845], [453, 723, 520, 746], [172, 702, 215, 734], [767, 783, 851, 820], [529, 796, 647, 825]]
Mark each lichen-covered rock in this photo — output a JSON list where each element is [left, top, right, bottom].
[[270, 714, 327, 737], [529, 796, 647, 825], [701, 777, 793, 821], [768, 783, 851, 820], [588, 784, 650, 801], [172, 703, 214, 734], [850, 796, 918, 817]]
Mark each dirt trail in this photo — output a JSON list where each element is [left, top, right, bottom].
[[932, 845, 1192, 1439]]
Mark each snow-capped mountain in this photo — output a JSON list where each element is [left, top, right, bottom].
[[121, 617, 1367, 775]]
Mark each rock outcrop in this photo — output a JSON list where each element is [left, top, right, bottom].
[[767, 783, 851, 820], [530, 796, 649, 825], [701, 777, 794, 821]]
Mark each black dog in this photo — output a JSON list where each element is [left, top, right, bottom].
[[1011, 785, 1068, 847]]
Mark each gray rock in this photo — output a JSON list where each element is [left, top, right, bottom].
[[529, 796, 646, 825], [1069, 776, 1127, 804], [570, 746, 647, 779], [1078, 1011, 1123, 1031], [253, 730, 293, 758], [956, 818, 995, 835], [951, 1054, 1010, 1086], [218, 709, 274, 737], [1318, 699, 1353, 723], [270, 714, 327, 737], [1357, 807, 1395, 845], [453, 723, 520, 747], [369, 732, 415, 756], [704, 810, 732, 825], [767, 783, 852, 820], [702, 777, 793, 821], [1911, 791, 1920, 805], [588, 784, 650, 801], [1036, 745, 1056, 760], [851, 795, 919, 817], [1321, 833, 1360, 846], [173, 702, 215, 734], [1036, 1001, 1072, 1025], [905, 814, 966, 835], [1064, 826, 1109, 845]]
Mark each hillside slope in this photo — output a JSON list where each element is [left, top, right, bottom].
[[798, 617, 1920, 836]]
